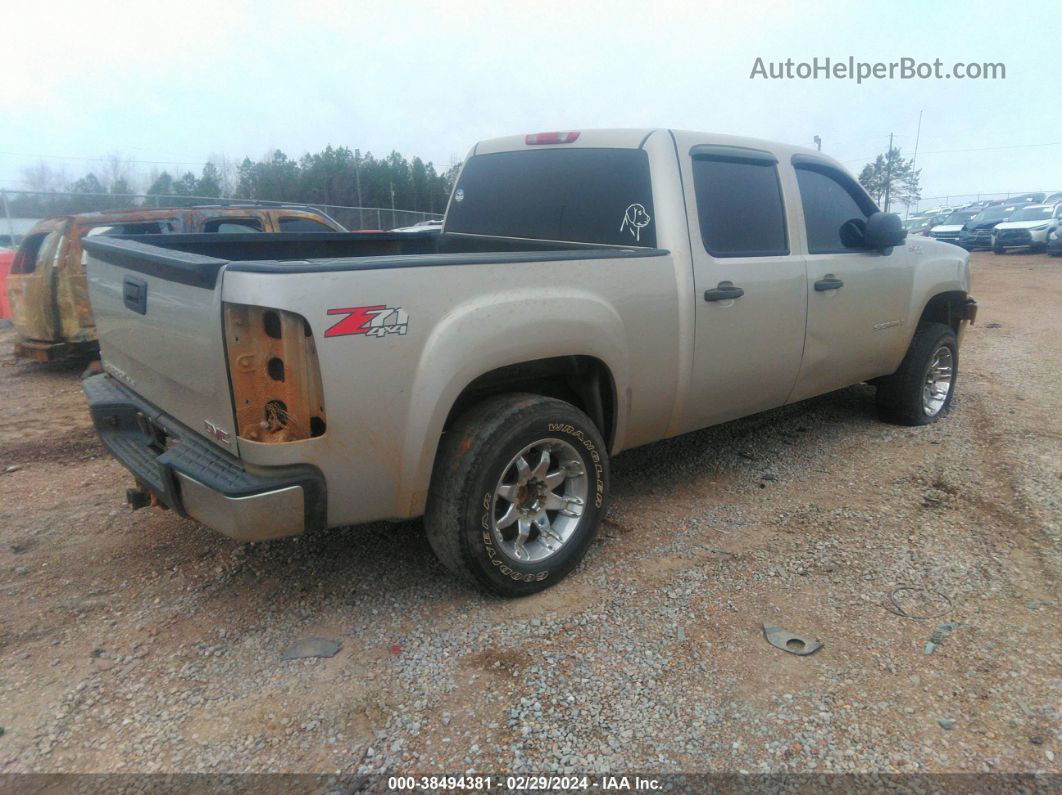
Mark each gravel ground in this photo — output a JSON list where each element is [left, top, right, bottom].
[[0, 251, 1058, 776]]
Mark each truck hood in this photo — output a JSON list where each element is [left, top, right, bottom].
[[930, 224, 964, 233]]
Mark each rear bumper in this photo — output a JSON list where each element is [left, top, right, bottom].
[[83, 373, 325, 541]]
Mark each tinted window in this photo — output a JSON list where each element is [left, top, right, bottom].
[[445, 148, 656, 247], [692, 156, 788, 257], [942, 211, 976, 225], [204, 218, 263, 233], [794, 166, 876, 254], [278, 216, 334, 232]]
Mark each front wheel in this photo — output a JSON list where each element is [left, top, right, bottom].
[[876, 322, 958, 426], [425, 394, 609, 597]]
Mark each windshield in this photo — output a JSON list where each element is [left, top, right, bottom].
[[972, 206, 1015, 223], [942, 211, 977, 224], [901, 219, 924, 230], [1009, 206, 1052, 221], [446, 148, 656, 246]]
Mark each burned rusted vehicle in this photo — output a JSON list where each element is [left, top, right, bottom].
[[6, 205, 346, 360]]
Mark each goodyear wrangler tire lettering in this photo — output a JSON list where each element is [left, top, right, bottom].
[[425, 394, 610, 597]]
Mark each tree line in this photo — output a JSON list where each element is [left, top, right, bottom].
[[8, 147, 458, 220]]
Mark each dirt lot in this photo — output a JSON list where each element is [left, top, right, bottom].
[[0, 252, 1058, 776]]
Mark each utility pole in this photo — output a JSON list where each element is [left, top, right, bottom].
[[390, 182, 396, 230], [909, 109, 926, 217], [882, 132, 894, 213], [1, 190, 15, 247], [911, 110, 923, 168], [354, 149, 364, 230], [813, 135, 821, 152]]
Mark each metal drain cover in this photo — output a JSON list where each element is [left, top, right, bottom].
[[763, 624, 822, 656]]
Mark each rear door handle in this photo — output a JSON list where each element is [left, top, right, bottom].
[[704, 281, 745, 302], [814, 274, 844, 292]]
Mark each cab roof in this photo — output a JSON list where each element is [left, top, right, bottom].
[[471, 127, 844, 172]]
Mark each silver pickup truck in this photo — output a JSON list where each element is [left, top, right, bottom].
[[81, 128, 977, 596]]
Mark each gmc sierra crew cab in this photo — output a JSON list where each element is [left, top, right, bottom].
[[80, 129, 977, 597]]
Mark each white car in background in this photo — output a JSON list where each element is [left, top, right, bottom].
[[991, 204, 1062, 253], [925, 208, 978, 244]]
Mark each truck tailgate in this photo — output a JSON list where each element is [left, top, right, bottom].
[[82, 237, 238, 453]]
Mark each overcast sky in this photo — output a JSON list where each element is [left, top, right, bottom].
[[4, 0, 1059, 206]]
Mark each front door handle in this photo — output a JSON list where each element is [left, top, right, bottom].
[[704, 281, 745, 302], [814, 274, 844, 292]]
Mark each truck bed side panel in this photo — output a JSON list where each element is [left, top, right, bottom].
[[222, 251, 681, 525]]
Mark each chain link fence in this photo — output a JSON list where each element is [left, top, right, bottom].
[[0, 189, 443, 241], [906, 189, 1060, 214]]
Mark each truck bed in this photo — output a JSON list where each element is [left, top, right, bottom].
[[82, 232, 665, 288]]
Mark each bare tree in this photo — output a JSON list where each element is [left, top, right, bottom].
[[20, 161, 68, 193], [208, 153, 238, 197], [98, 152, 136, 193]]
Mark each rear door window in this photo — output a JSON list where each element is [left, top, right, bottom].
[[691, 154, 788, 257], [278, 216, 334, 232], [85, 220, 179, 237], [203, 218, 263, 233], [445, 148, 656, 247]]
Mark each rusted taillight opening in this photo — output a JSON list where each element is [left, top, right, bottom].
[[224, 303, 327, 443]]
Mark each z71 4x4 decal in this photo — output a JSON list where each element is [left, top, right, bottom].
[[324, 305, 409, 338]]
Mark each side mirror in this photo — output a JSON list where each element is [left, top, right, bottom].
[[863, 211, 906, 249]]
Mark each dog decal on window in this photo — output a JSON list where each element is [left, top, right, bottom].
[[620, 203, 651, 242]]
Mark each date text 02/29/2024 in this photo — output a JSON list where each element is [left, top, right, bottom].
[[387, 775, 662, 790]]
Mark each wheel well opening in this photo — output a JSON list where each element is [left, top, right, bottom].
[[919, 291, 968, 336], [444, 356, 617, 449]]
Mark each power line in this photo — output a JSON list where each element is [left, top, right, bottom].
[[842, 140, 1062, 164], [0, 150, 211, 167]]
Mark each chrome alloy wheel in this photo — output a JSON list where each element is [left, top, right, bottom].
[[922, 345, 954, 417], [490, 438, 588, 563]]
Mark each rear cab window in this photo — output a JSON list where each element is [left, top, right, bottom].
[[445, 148, 656, 247]]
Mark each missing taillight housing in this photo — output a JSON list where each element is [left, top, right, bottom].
[[223, 303, 327, 443]]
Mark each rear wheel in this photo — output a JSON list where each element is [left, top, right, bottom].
[[876, 322, 958, 426], [425, 394, 608, 597]]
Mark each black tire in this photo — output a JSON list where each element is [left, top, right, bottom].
[[876, 322, 958, 426], [992, 246, 1005, 254], [425, 393, 609, 597]]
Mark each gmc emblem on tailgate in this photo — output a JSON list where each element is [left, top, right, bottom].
[[203, 421, 231, 445]]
